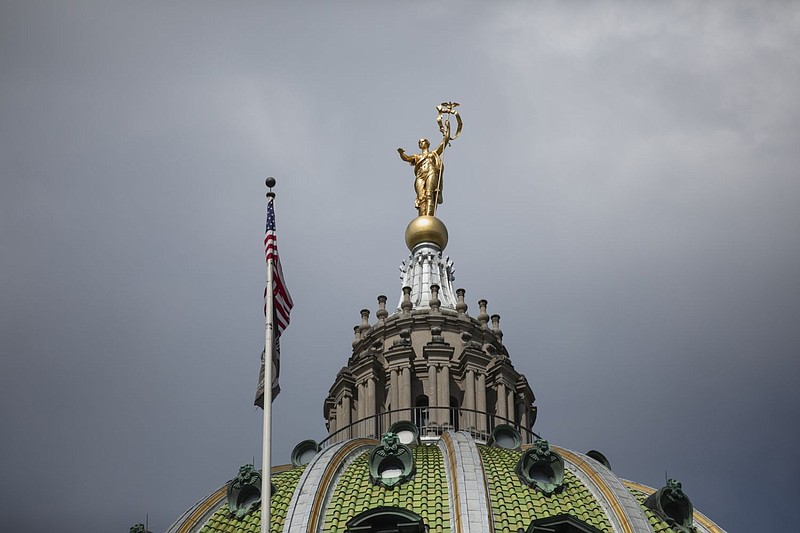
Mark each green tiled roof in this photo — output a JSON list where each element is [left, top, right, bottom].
[[199, 465, 305, 533], [478, 444, 612, 532], [624, 483, 674, 533], [322, 443, 450, 532]]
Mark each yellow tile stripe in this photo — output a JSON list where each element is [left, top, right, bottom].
[[175, 463, 294, 533], [554, 447, 635, 533], [306, 438, 377, 533], [440, 433, 463, 533]]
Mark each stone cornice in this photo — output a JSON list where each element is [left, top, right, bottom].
[[329, 367, 355, 400], [457, 346, 492, 372], [487, 358, 520, 388], [384, 345, 414, 369], [423, 343, 455, 365], [350, 355, 384, 382]]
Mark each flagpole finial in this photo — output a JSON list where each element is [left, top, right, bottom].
[[266, 176, 276, 198]]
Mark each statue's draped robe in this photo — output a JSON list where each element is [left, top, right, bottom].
[[411, 151, 443, 215]]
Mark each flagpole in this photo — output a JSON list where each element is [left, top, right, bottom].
[[262, 178, 276, 533]]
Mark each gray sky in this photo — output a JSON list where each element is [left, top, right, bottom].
[[1, 1, 798, 531]]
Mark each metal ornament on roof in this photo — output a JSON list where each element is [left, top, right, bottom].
[[643, 478, 696, 532], [487, 424, 522, 450], [368, 432, 416, 488], [388, 420, 420, 446], [585, 449, 612, 470], [516, 439, 566, 495], [291, 439, 321, 467], [226, 464, 262, 519]]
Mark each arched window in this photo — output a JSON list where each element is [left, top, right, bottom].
[[414, 395, 429, 431], [449, 396, 459, 431], [346, 506, 427, 533]]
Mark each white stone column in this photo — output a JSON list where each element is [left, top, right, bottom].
[[496, 382, 507, 420], [520, 404, 529, 443], [329, 410, 337, 436], [438, 365, 450, 425], [428, 363, 438, 427], [389, 368, 399, 423], [401, 367, 412, 420], [507, 389, 516, 424], [465, 369, 476, 429], [342, 394, 352, 439], [367, 377, 377, 436], [428, 364, 438, 406], [367, 378, 376, 417], [357, 382, 365, 424], [476, 373, 487, 433]]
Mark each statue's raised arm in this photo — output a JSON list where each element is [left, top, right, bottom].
[[398, 103, 463, 217]]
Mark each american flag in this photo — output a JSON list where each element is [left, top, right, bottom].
[[264, 198, 293, 333], [255, 198, 293, 408]]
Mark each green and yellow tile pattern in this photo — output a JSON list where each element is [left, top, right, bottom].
[[199, 465, 305, 533], [322, 444, 450, 532], [478, 445, 612, 532]]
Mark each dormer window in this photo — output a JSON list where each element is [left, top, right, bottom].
[[522, 514, 603, 533], [345, 507, 427, 533]]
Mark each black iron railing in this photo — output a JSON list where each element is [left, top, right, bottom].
[[320, 406, 539, 448]]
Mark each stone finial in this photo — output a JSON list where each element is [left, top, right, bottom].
[[369, 339, 383, 355], [401, 286, 413, 315], [352, 325, 362, 349], [462, 331, 482, 350], [359, 309, 371, 333], [429, 284, 441, 313], [455, 288, 467, 316], [477, 299, 489, 329], [376, 295, 389, 322], [430, 325, 445, 344], [491, 314, 503, 344], [393, 328, 412, 348]]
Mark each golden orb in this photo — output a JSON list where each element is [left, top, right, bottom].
[[405, 216, 448, 251]]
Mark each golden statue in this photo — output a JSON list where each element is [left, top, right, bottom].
[[398, 102, 462, 217]]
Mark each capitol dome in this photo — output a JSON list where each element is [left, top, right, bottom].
[[168, 435, 723, 533], [165, 220, 726, 533], [163, 113, 726, 533]]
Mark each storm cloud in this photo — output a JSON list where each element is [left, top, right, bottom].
[[1, 2, 798, 531]]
